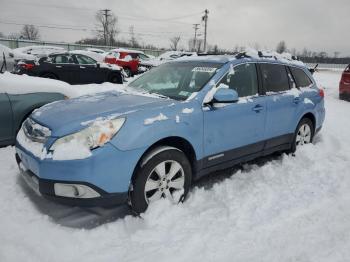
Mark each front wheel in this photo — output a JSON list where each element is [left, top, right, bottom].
[[290, 118, 314, 153], [130, 147, 192, 214], [108, 73, 123, 84]]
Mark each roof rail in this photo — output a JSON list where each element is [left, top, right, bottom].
[[235, 51, 299, 61]]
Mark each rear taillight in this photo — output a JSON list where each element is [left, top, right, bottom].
[[319, 88, 325, 98], [19, 63, 35, 70]]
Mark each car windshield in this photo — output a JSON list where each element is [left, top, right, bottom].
[[128, 62, 222, 100]]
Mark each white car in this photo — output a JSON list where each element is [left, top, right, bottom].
[[85, 48, 106, 54], [141, 51, 197, 68]]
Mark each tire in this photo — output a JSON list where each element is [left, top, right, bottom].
[[123, 67, 132, 78], [108, 73, 123, 84], [130, 147, 192, 214], [289, 118, 314, 153], [41, 73, 57, 80]]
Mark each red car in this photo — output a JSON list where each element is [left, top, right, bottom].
[[104, 49, 142, 77], [339, 64, 350, 101]]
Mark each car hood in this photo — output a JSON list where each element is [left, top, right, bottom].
[[31, 91, 173, 137]]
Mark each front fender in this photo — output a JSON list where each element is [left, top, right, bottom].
[[110, 101, 204, 160]]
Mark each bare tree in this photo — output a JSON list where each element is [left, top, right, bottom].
[[20, 25, 40, 40], [276, 40, 287, 54], [95, 11, 119, 46], [8, 33, 22, 39], [170, 36, 181, 51]]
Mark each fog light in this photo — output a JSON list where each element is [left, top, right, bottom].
[[54, 183, 100, 198]]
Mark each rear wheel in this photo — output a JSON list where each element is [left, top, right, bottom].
[[130, 147, 192, 214], [290, 118, 314, 153]]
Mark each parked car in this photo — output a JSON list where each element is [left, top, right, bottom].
[[13, 52, 123, 84], [0, 77, 66, 146], [15, 54, 325, 213], [104, 48, 144, 77], [140, 51, 197, 69], [339, 64, 350, 101]]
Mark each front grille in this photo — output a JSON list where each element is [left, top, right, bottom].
[[22, 118, 51, 143]]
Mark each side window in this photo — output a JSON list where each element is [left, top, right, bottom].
[[220, 63, 258, 97], [260, 64, 290, 93], [290, 67, 313, 88], [75, 55, 96, 65], [54, 55, 74, 64]]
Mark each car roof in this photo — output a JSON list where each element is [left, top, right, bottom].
[[171, 52, 307, 68]]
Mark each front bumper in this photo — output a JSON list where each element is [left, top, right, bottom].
[[15, 142, 146, 207]]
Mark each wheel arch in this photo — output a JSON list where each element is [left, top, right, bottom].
[[131, 136, 197, 182], [299, 112, 316, 132]]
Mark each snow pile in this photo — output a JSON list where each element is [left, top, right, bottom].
[[144, 113, 168, 125], [52, 139, 91, 161], [244, 47, 305, 66], [0, 72, 152, 99], [182, 108, 194, 114], [0, 71, 350, 261]]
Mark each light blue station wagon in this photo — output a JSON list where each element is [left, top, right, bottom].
[[15, 53, 325, 213]]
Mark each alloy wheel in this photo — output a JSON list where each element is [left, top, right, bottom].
[[144, 160, 185, 203], [296, 123, 312, 146]]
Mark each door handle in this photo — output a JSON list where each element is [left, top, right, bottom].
[[293, 97, 300, 104], [80, 66, 86, 69], [252, 104, 264, 112], [55, 65, 62, 68]]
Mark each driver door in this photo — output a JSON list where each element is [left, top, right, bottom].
[[203, 63, 266, 168]]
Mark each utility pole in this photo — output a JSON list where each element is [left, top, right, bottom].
[[100, 9, 111, 46], [193, 23, 200, 52], [202, 9, 209, 53]]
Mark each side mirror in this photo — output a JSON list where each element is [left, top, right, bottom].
[[9, 52, 14, 58], [212, 88, 239, 103], [96, 63, 100, 68]]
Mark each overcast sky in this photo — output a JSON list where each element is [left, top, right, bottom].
[[1, 0, 349, 55]]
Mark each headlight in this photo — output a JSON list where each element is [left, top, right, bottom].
[[50, 118, 125, 151]]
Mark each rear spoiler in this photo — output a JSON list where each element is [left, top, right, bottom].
[[309, 63, 318, 75]]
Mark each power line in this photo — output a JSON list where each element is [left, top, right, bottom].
[[0, 20, 193, 39], [3, 1, 201, 25], [202, 9, 209, 52], [100, 9, 111, 45], [193, 24, 200, 51]]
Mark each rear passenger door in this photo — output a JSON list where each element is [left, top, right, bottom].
[[258, 63, 298, 147]]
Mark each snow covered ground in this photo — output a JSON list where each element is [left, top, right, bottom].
[[1, 71, 350, 262]]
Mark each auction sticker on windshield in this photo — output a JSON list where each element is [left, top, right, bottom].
[[191, 67, 217, 73]]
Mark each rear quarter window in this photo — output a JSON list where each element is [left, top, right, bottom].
[[290, 67, 313, 88], [260, 63, 290, 93]]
